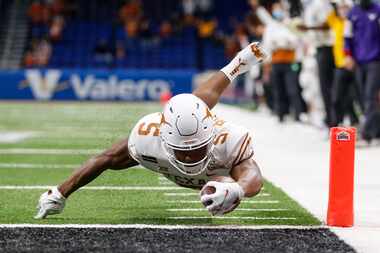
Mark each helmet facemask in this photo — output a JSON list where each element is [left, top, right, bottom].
[[161, 133, 215, 176]]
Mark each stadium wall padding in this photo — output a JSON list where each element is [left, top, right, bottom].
[[0, 69, 195, 101]]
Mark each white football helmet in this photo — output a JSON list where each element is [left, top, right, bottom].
[[159, 94, 216, 176]]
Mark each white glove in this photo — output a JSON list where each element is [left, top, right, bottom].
[[34, 187, 66, 219], [200, 181, 244, 216], [221, 42, 267, 82]]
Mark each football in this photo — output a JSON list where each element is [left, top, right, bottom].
[[200, 176, 236, 206]]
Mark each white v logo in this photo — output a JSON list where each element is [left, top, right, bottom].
[[25, 70, 61, 100]]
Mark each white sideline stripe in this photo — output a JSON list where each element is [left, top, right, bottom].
[[0, 163, 79, 169], [168, 217, 297, 220], [0, 148, 102, 155], [167, 208, 288, 212], [0, 132, 35, 143], [164, 193, 271, 197], [164, 193, 200, 196], [0, 186, 184, 190], [166, 200, 280, 204], [0, 224, 326, 229]]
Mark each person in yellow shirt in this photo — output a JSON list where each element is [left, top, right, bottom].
[[326, 0, 360, 126]]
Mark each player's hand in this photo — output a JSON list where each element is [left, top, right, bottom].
[[34, 187, 66, 219], [238, 42, 267, 68], [221, 42, 267, 81], [200, 181, 244, 216]]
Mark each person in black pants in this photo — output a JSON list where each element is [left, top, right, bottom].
[[356, 62, 380, 141], [345, 1, 380, 142], [331, 68, 360, 126], [271, 63, 303, 122], [316, 46, 335, 127]]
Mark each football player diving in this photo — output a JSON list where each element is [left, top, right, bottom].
[[35, 42, 267, 218]]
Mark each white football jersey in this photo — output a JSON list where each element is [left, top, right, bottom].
[[128, 112, 254, 189]]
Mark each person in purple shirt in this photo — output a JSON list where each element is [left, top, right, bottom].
[[344, 0, 380, 143]]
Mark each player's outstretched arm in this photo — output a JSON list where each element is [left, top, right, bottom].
[[35, 138, 138, 219], [193, 42, 266, 109], [58, 138, 138, 198]]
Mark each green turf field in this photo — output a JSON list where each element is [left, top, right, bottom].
[[0, 102, 320, 225]]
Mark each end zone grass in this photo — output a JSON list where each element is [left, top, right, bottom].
[[0, 102, 320, 226]]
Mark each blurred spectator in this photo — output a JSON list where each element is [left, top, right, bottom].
[[49, 0, 65, 16], [24, 38, 52, 67], [224, 37, 241, 59], [256, 2, 305, 122], [181, 0, 214, 25], [124, 19, 140, 38], [49, 15, 65, 41], [35, 38, 52, 66], [119, 0, 142, 24], [245, 11, 265, 40], [182, 0, 197, 24], [115, 42, 126, 60], [24, 49, 36, 68], [288, 0, 303, 17], [28, 1, 46, 24], [160, 21, 174, 38], [345, 0, 380, 142], [139, 18, 154, 40], [244, 11, 275, 110], [326, 0, 359, 127], [197, 17, 217, 38], [301, 0, 335, 127], [196, 0, 214, 18], [94, 39, 113, 65]]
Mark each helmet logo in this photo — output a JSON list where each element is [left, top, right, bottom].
[[202, 108, 213, 122], [159, 113, 172, 126]]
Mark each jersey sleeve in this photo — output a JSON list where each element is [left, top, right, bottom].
[[222, 122, 254, 168], [230, 132, 254, 167], [127, 112, 162, 164], [127, 117, 143, 163]]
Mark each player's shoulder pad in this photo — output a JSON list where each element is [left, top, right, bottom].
[[213, 118, 254, 167], [128, 112, 162, 162]]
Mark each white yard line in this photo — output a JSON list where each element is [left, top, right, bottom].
[[168, 217, 297, 220], [164, 192, 199, 196], [0, 163, 79, 169], [0, 186, 184, 191], [165, 200, 280, 204], [0, 224, 325, 229], [0, 148, 102, 155], [164, 192, 271, 197], [0, 132, 36, 143], [167, 208, 288, 212]]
